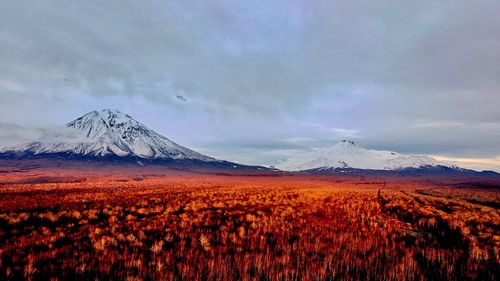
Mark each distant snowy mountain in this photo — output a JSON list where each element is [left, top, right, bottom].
[[1, 114, 495, 175], [0, 109, 216, 162], [278, 140, 450, 172]]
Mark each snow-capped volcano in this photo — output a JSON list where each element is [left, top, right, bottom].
[[0, 109, 215, 162], [278, 140, 446, 171]]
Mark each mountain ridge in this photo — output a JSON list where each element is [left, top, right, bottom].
[[278, 139, 459, 172]]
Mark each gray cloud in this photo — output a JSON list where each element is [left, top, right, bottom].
[[0, 0, 499, 171], [0, 123, 42, 147]]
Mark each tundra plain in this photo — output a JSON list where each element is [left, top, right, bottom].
[[0, 161, 498, 281]]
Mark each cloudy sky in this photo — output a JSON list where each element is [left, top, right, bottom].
[[1, 0, 499, 171]]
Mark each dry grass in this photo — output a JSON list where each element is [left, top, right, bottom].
[[0, 168, 498, 281]]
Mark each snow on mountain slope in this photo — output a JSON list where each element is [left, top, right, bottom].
[[0, 109, 216, 162], [277, 140, 445, 171]]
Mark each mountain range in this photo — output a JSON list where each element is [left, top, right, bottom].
[[277, 140, 498, 175], [0, 109, 497, 175], [278, 140, 444, 171]]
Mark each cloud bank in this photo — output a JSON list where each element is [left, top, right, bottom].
[[0, 0, 499, 171]]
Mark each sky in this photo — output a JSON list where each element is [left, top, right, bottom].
[[0, 0, 499, 171]]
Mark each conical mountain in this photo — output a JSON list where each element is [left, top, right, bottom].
[[0, 109, 215, 162]]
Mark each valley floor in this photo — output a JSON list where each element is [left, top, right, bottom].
[[0, 160, 498, 280]]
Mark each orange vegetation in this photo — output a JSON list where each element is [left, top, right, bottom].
[[0, 164, 498, 281]]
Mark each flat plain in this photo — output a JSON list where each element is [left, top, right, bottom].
[[0, 160, 498, 281]]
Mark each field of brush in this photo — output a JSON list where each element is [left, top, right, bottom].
[[0, 162, 498, 281]]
